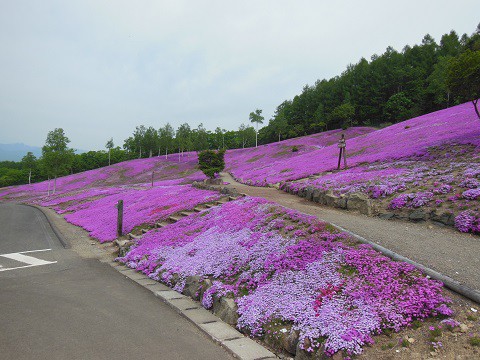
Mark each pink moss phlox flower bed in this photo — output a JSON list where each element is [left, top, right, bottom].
[[226, 103, 480, 186], [286, 164, 410, 197], [33, 184, 219, 242], [0, 152, 205, 203], [285, 144, 480, 233], [118, 197, 452, 356], [0, 153, 219, 242], [226, 127, 374, 186]]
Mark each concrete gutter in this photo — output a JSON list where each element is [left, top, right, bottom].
[[23, 204, 70, 249]]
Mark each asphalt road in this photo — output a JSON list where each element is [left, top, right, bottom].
[[0, 203, 233, 360]]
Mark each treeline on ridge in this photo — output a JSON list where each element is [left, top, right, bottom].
[[259, 27, 480, 142], [1, 27, 479, 188]]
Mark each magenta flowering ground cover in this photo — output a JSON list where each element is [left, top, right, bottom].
[[66, 185, 220, 242], [284, 142, 480, 234], [226, 103, 480, 186], [226, 127, 375, 186], [37, 184, 220, 242], [0, 153, 219, 242], [0, 152, 205, 204], [119, 197, 452, 356]]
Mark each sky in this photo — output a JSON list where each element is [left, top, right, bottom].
[[0, 1, 478, 151]]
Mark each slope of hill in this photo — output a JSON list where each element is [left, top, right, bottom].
[[226, 127, 375, 185], [225, 102, 480, 235], [227, 103, 480, 186], [0, 153, 221, 241], [0, 109, 476, 358]]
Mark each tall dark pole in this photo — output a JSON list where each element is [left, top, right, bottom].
[[117, 200, 123, 237], [337, 149, 343, 170], [337, 134, 346, 170]]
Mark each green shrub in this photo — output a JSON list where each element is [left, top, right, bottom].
[[470, 336, 480, 347], [467, 315, 478, 321], [291, 146, 298, 152], [198, 149, 225, 178], [381, 342, 395, 350]]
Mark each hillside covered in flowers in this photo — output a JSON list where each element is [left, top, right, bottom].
[[1, 102, 479, 358], [119, 197, 454, 357], [228, 103, 480, 235], [0, 153, 221, 241]]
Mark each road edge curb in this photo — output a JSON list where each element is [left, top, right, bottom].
[[106, 261, 277, 360], [331, 222, 480, 304], [24, 204, 70, 249]]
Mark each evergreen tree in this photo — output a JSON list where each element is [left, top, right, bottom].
[[447, 50, 480, 118]]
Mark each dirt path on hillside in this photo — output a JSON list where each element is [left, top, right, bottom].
[[219, 173, 480, 294]]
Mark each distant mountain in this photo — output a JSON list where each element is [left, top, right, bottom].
[[0, 143, 42, 162]]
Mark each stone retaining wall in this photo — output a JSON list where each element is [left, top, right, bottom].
[[281, 183, 457, 229], [192, 181, 240, 197], [282, 183, 372, 216]]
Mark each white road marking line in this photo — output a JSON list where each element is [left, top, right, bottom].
[[18, 248, 53, 254], [0, 249, 57, 272], [1, 253, 54, 266]]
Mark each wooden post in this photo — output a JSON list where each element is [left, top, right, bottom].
[[117, 200, 123, 237], [151, 171, 154, 187], [337, 134, 346, 170]]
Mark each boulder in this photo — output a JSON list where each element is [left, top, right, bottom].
[[378, 212, 395, 220], [183, 276, 202, 300], [430, 210, 455, 226], [346, 193, 372, 215], [334, 195, 347, 209], [212, 297, 239, 326], [312, 189, 321, 203], [281, 329, 300, 355], [409, 209, 426, 222], [317, 191, 328, 205], [305, 187, 314, 201], [324, 191, 338, 207], [205, 178, 222, 185]]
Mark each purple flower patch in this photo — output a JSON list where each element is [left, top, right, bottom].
[[119, 197, 452, 356]]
